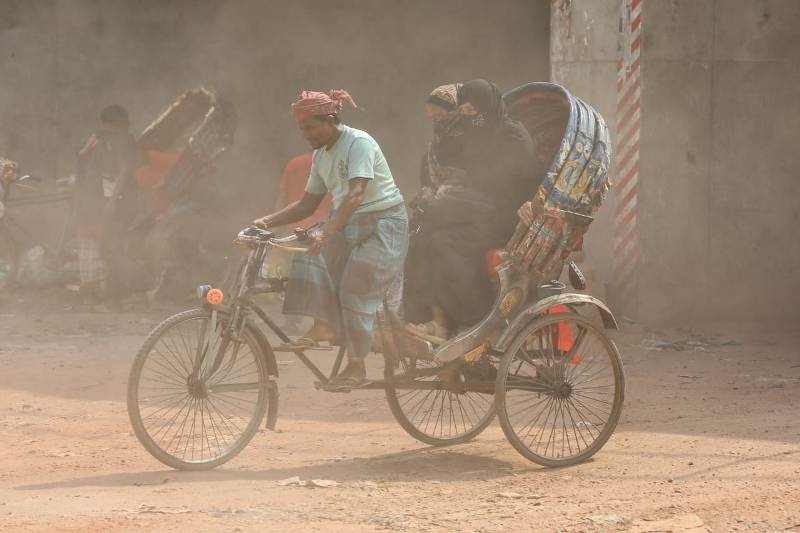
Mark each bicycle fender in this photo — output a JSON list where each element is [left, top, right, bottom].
[[244, 319, 279, 378], [244, 320, 280, 431], [492, 293, 618, 353]]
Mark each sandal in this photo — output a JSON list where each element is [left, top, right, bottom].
[[278, 336, 340, 351], [321, 361, 370, 392], [322, 375, 371, 392]]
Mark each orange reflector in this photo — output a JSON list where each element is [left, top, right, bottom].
[[206, 288, 224, 305]]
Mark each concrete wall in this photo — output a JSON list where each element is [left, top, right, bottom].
[[551, 0, 800, 324], [641, 0, 800, 322], [549, 0, 620, 301], [0, 0, 550, 239]]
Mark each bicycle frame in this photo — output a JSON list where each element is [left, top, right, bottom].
[[192, 227, 496, 394]]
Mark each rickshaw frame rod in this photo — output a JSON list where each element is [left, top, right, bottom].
[[249, 303, 346, 385], [355, 379, 496, 393], [235, 297, 498, 392]]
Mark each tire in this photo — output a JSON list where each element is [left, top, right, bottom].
[[127, 308, 270, 470], [495, 313, 624, 467], [384, 353, 496, 446]]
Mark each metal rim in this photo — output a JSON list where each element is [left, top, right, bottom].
[[386, 357, 495, 445], [497, 314, 623, 465], [129, 311, 266, 467]]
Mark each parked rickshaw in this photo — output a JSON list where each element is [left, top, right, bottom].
[[127, 83, 625, 470], [0, 89, 236, 294], [129, 87, 236, 299], [0, 157, 74, 289]]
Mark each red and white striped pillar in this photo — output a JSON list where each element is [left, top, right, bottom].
[[613, 0, 642, 314]]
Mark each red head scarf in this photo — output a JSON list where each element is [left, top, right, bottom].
[[291, 89, 357, 120]]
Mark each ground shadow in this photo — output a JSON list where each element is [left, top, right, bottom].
[[16, 446, 521, 491]]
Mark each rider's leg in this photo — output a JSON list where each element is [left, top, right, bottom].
[[329, 207, 409, 388], [282, 250, 343, 341]]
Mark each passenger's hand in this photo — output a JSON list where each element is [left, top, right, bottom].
[[417, 186, 435, 206], [252, 216, 271, 229], [518, 201, 534, 226]]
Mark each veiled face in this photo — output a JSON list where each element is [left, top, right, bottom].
[[425, 103, 450, 123], [457, 101, 478, 115]]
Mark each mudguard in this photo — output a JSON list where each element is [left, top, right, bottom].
[[491, 293, 618, 353], [243, 319, 280, 431]]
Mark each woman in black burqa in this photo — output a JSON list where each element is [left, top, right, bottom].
[[404, 79, 539, 341]]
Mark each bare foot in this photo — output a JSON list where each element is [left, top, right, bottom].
[[303, 321, 338, 343]]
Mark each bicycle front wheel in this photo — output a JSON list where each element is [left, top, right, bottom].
[[127, 308, 270, 470]]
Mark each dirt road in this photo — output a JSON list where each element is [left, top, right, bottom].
[[1, 291, 799, 532]]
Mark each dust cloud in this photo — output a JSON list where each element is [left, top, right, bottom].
[[0, 0, 550, 236]]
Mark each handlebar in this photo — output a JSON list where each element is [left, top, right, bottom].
[[235, 221, 325, 250]]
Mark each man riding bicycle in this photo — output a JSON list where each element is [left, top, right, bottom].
[[252, 89, 408, 392]]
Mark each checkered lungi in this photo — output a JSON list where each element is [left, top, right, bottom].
[[76, 224, 106, 287], [283, 203, 409, 360]]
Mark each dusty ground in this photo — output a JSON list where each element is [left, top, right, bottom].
[[1, 289, 799, 532]]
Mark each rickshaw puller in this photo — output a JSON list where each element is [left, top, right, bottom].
[[253, 90, 408, 392]]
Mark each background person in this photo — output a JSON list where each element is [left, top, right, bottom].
[[74, 104, 139, 306]]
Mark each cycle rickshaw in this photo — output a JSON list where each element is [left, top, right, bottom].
[[1, 88, 236, 294], [127, 83, 625, 470], [129, 87, 236, 300]]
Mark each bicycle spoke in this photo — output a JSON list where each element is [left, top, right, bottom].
[[131, 313, 266, 466], [499, 316, 621, 465]]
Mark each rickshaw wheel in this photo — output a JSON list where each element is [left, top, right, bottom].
[[495, 313, 624, 467], [384, 355, 496, 446], [128, 308, 270, 470]]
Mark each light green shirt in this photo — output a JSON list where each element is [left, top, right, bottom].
[[305, 125, 404, 214]]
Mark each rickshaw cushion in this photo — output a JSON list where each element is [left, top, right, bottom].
[[486, 248, 505, 275]]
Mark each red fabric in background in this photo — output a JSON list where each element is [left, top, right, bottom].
[[135, 150, 182, 189], [279, 153, 331, 228]]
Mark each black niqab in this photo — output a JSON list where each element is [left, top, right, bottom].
[[457, 79, 506, 126]]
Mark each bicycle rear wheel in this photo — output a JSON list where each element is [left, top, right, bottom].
[[495, 313, 624, 467], [127, 308, 270, 470], [385, 354, 496, 446]]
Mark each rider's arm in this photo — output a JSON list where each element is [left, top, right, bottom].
[[253, 191, 324, 229], [306, 178, 367, 254], [322, 138, 374, 234], [325, 178, 368, 233]]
